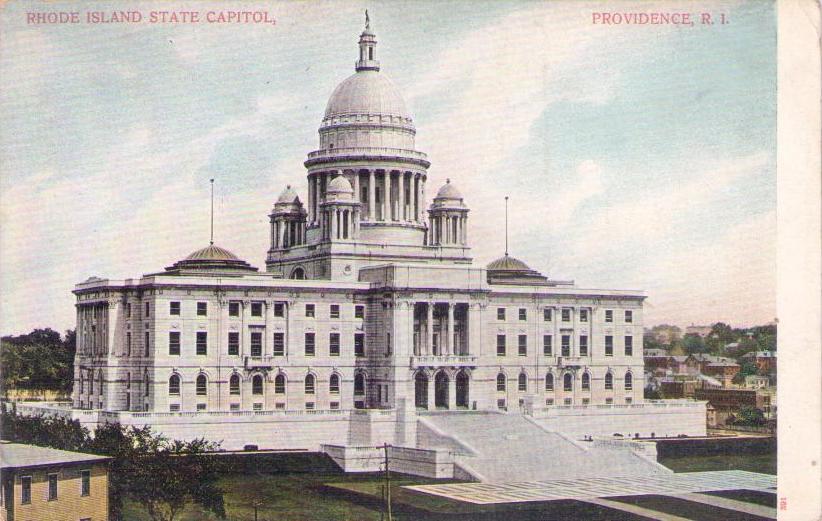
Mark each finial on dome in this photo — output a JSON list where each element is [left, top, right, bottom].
[[365, 9, 370, 30], [356, 12, 379, 71]]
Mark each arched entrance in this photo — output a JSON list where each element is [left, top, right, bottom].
[[434, 371, 449, 409], [456, 371, 469, 408], [414, 372, 429, 410]]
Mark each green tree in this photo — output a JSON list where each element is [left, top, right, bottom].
[[1, 328, 76, 391], [733, 406, 765, 426], [681, 334, 707, 354]]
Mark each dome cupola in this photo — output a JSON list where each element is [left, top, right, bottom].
[[164, 244, 258, 274]]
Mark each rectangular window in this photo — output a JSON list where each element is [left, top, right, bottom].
[[305, 333, 315, 356], [250, 332, 263, 357], [274, 303, 285, 317], [543, 308, 552, 321], [605, 309, 613, 323], [354, 333, 365, 357], [126, 332, 132, 356], [144, 331, 150, 356], [605, 335, 614, 356], [80, 470, 90, 497], [606, 397, 613, 404], [230, 403, 240, 411], [625, 310, 633, 323], [197, 302, 207, 316], [496, 334, 506, 356], [497, 308, 506, 320], [561, 335, 571, 357], [562, 308, 571, 322], [305, 304, 315, 317], [497, 399, 506, 410], [253, 403, 263, 411], [543, 334, 553, 356], [564, 398, 572, 405], [21, 476, 31, 504], [127, 303, 132, 318], [355, 305, 365, 319], [169, 301, 181, 316], [251, 302, 263, 317], [518, 334, 527, 356], [518, 308, 527, 321], [329, 333, 340, 356], [196, 331, 207, 356], [625, 397, 633, 404], [580, 309, 588, 322], [330, 401, 340, 410], [582, 398, 590, 405], [305, 402, 315, 410], [168, 332, 180, 356], [386, 333, 391, 355], [330, 304, 340, 319], [273, 332, 285, 356], [228, 332, 239, 356], [48, 473, 58, 500], [145, 301, 150, 317], [546, 398, 554, 406], [197, 403, 207, 411], [624, 336, 633, 356], [229, 302, 240, 317], [169, 403, 180, 412], [579, 335, 589, 356]]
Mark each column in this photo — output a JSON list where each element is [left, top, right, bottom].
[[448, 375, 457, 410], [427, 302, 434, 355], [352, 171, 360, 206], [415, 175, 421, 222], [368, 170, 375, 220], [398, 172, 406, 221], [384, 172, 392, 221], [447, 303, 455, 356], [428, 374, 436, 410], [307, 176, 314, 224]]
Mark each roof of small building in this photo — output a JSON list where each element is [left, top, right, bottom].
[[185, 244, 240, 261], [435, 179, 463, 200], [327, 175, 354, 194], [0, 442, 109, 470], [707, 361, 740, 367], [487, 254, 532, 272], [162, 244, 258, 274], [276, 185, 300, 204]]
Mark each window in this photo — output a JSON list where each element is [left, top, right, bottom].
[[580, 309, 588, 322], [330, 374, 340, 394], [354, 373, 365, 395], [330, 304, 340, 318], [170, 301, 181, 315], [81, 469, 90, 496], [517, 334, 528, 356], [543, 334, 553, 356], [196, 332, 207, 355], [561, 335, 571, 357], [21, 476, 31, 504], [582, 398, 590, 405], [48, 473, 58, 500], [230, 403, 240, 411], [145, 301, 150, 317], [330, 401, 340, 410], [169, 374, 180, 395], [563, 373, 572, 391], [252, 375, 264, 395], [251, 302, 263, 317], [496, 334, 506, 356], [518, 373, 527, 392], [605, 372, 613, 390], [144, 370, 150, 397], [496, 373, 506, 392], [305, 304, 315, 317], [169, 403, 180, 412], [625, 310, 633, 323], [229, 302, 240, 317], [230, 374, 240, 395], [605, 335, 613, 356], [305, 402, 315, 410], [305, 333, 315, 356], [385, 333, 391, 355], [196, 374, 207, 395], [518, 308, 527, 321], [228, 332, 239, 356], [624, 336, 633, 356], [197, 403, 207, 411], [274, 303, 284, 317], [275, 374, 286, 394], [543, 308, 552, 321], [144, 331, 150, 356], [168, 332, 180, 355], [305, 374, 315, 394], [546, 398, 554, 406], [624, 373, 633, 390], [354, 333, 365, 357], [497, 308, 506, 320], [197, 302, 207, 316], [625, 397, 633, 404], [127, 303, 132, 318], [126, 331, 132, 356], [605, 397, 613, 405], [354, 305, 365, 319], [564, 397, 572, 405], [579, 335, 588, 356], [545, 373, 554, 391], [605, 309, 613, 322], [273, 332, 285, 356], [250, 331, 263, 357], [497, 399, 506, 410], [329, 333, 340, 356], [562, 308, 571, 322], [581, 373, 590, 390]]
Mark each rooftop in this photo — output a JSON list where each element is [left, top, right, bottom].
[[0, 442, 109, 470]]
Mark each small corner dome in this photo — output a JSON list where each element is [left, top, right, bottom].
[[327, 175, 354, 194], [435, 179, 463, 200], [487, 254, 532, 272], [276, 185, 299, 204]]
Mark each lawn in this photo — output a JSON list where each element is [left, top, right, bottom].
[[658, 452, 776, 475]]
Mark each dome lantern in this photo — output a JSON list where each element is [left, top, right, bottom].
[[356, 10, 379, 72]]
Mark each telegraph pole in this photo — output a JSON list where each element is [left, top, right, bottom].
[[382, 443, 393, 521]]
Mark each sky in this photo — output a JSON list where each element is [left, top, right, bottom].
[[0, 0, 776, 334]]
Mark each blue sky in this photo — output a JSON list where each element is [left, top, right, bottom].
[[0, 0, 776, 334]]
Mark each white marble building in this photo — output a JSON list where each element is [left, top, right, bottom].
[[49, 19, 705, 466]]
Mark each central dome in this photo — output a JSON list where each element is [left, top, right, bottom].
[[324, 71, 411, 121]]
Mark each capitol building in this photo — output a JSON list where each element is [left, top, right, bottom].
[[24, 18, 706, 480]]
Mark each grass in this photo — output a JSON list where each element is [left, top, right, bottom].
[[658, 452, 776, 475]]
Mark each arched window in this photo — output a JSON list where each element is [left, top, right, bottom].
[[496, 373, 506, 392], [274, 374, 286, 394], [168, 374, 180, 396], [605, 372, 613, 390], [98, 371, 104, 396], [354, 373, 365, 395], [563, 373, 572, 392], [581, 373, 590, 391], [545, 373, 554, 391], [305, 374, 316, 394], [518, 373, 527, 392], [624, 372, 633, 391], [79, 373, 84, 394], [196, 374, 207, 396], [144, 370, 150, 397], [330, 374, 340, 394], [89, 372, 94, 394], [290, 267, 306, 280], [229, 374, 241, 395], [252, 375, 264, 395]]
